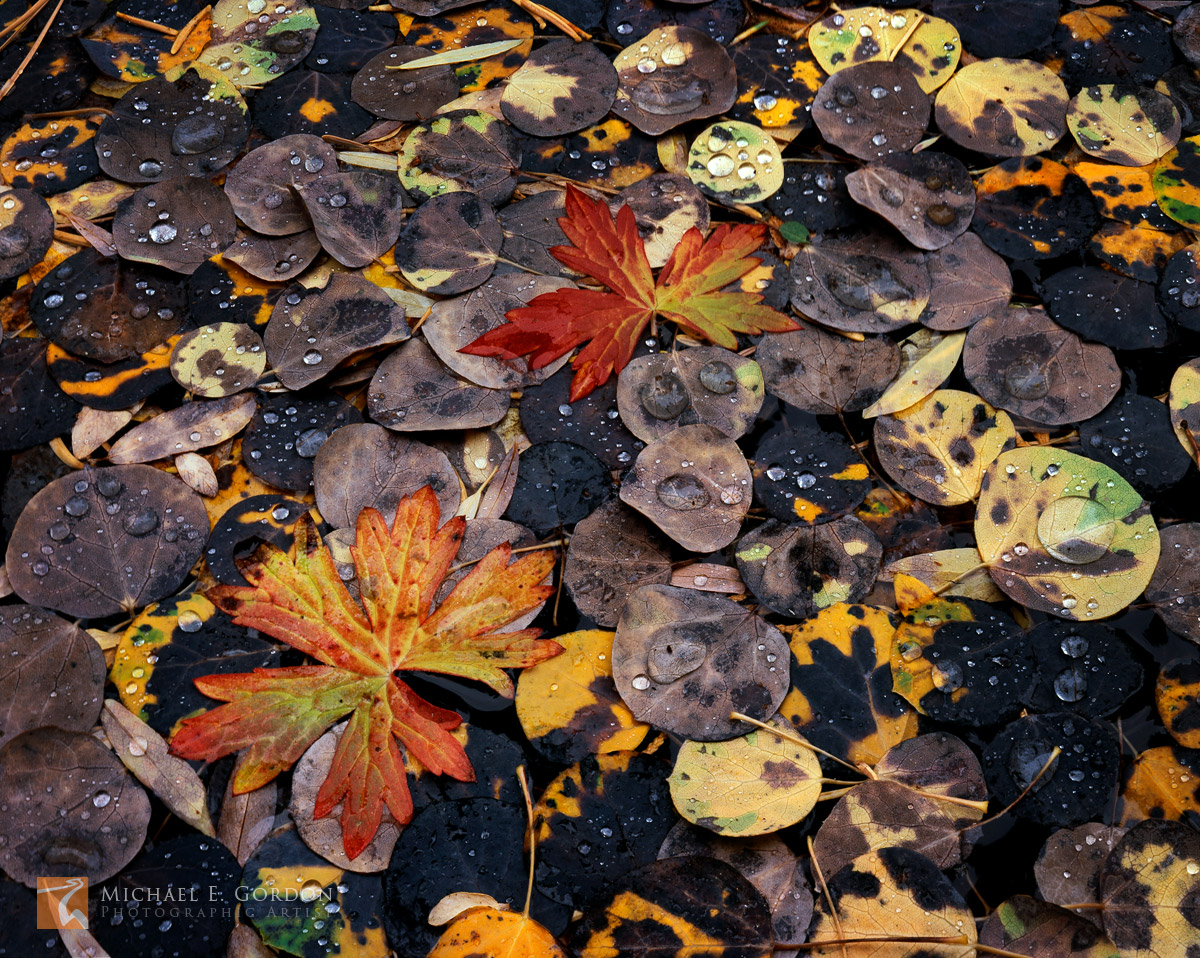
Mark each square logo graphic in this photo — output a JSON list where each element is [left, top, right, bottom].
[[36, 877, 89, 930]]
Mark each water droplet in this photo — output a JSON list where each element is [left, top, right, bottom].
[[303, 349, 323, 365], [706, 153, 736, 177], [149, 223, 177, 244], [178, 610, 204, 632], [64, 495, 90, 517], [636, 57, 657, 74], [122, 509, 159, 537], [631, 674, 651, 691], [657, 474, 710, 511], [640, 373, 688, 420]]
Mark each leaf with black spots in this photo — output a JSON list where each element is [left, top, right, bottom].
[[752, 423, 871, 525], [1068, 84, 1181, 167], [1156, 658, 1200, 748], [199, 0, 319, 89], [203, 495, 308, 586], [501, 40, 617, 138], [170, 322, 266, 398], [1122, 744, 1200, 822], [973, 157, 1100, 259]]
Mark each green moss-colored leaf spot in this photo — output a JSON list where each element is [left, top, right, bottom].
[[1154, 136, 1200, 228]]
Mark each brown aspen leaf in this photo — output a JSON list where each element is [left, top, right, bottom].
[[735, 517, 882, 619], [1157, 658, 1200, 747], [861, 329, 966, 419], [1145, 523, 1200, 642], [222, 134, 337, 235], [112, 177, 238, 276], [313, 423, 460, 530], [846, 152, 976, 251], [1069, 85, 1181, 167], [612, 584, 790, 741], [31, 247, 189, 363], [1099, 819, 1200, 958], [874, 390, 1018, 506], [241, 390, 363, 492], [569, 857, 773, 958], [199, 0, 319, 89], [790, 232, 931, 333], [611, 27, 737, 137], [430, 908, 567, 958], [807, 847, 977, 957], [875, 732, 989, 800], [619, 423, 751, 553], [369, 338, 508, 432], [729, 33, 822, 139], [99, 699, 215, 838], [73, 406, 134, 460], [264, 272, 409, 391], [423, 274, 574, 390], [516, 629, 650, 765], [95, 68, 248, 184], [657, 824, 813, 950], [616, 347, 764, 443], [1122, 745, 1200, 822], [612, 174, 710, 269], [398, 110, 521, 206], [295, 171, 406, 268], [108, 393, 257, 464], [0, 337, 80, 453], [669, 715, 822, 836], [170, 322, 266, 398], [351, 45, 460, 121], [289, 721, 399, 873], [813, 778, 982, 878], [220, 758, 277, 868], [963, 308, 1121, 427], [396, 191, 503, 295], [221, 227, 321, 283], [5, 465, 209, 618], [175, 452, 217, 498], [779, 603, 919, 768], [975, 447, 1160, 620], [1035, 823, 1127, 921], [0, 189, 53, 282], [974, 156, 1101, 259], [752, 424, 872, 525], [0, 727, 150, 886], [0, 604, 105, 750], [891, 595, 1033, 725], [501, 40, 617, 138], [499, 190, 569, 274], [807, 7, 961, 93], [981, 897, 1120, 958], [532, 750, 674, 910], [757, 324, 900, 415], [563, 500, 673, 628], [686, 120, 784, 206], [811, 61, 931, 162], [935, 58, 1068, 156], [920, 231, 1013, 331]]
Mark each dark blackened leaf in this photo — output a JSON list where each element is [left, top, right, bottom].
[[506, 440, 612, 536], [812, 61, 930, 162], [204, 495, 308, 585], [0, 337, 79, 452], [242, 389, 362, 492], [729, 34, 821, 139], [351, 45, 459, 121], [187, 257, 280, 331], [1025, 620, 1143, 718], [296, 170, 406, 268], [606, 0, 745, 47], [498, 190, 568, 275], [1043, 266, 1168, 350], [1146, 522, 1200, 641], [931, 0, 1058, 58], [1054, 5, 1175, 88], [560, 118, 660, 189], [80, 0, 209, 83], [0, 115, 102, 195], [265, 272, 408, 390], [972, 157, 1100, 259], [891, 596, 1033, 726], [398, 110, 520, 206], [520, 365, 641, 469], [983, 712, 1119, 828], [112, 177, 238, 275], [306, 5, 396, 73], [0, 37, 91, 117], [766, 161, 863, 234], [6, 465, 209, 618], [563, 501, 673, 628], [369, 338, 508, 431], [111, 591, 278, 737], [251, 69, 374, 139], [736, 518, 881, 619], [1079, 393, 1190, 495], [612, 584, 789, 741], [0, 727, 150, 885], [1159, 242, 1200, 330], [845, 152, 975, 251], [96, 68, 248, 184], [405, 2, 534, 93], [533, 751, 675, 910], [0, 604, 104, 749], [752, 424, 871, 525], [47, 338, 178, 412], [396, 191, 502, 294], [1088, 219, 1187, 282], [223, 134, 337, 236], [963, 308, 1121, 426]]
